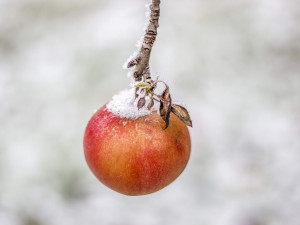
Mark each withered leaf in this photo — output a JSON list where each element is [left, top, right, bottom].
[[137, 97, 146, 110], [135, 87, 139, 99], [159, 87, 172, 129], [171, 104, 193, 127], [162, 86, 171, 102], [147, 98, 154, 110], [140, 88, 146, 94], [160, 101, 171, 129]]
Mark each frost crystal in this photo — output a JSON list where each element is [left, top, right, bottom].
[[122, 1, 152, 75], [107, 88, 156, 119], [144, 1, 151, 30]]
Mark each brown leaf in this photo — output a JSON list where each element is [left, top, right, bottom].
[[147, 99, 154, 110], [135, 87, 139, 99], [171, 104, 193, 127], [159, 99, 171, 129], [159, 101, 169, 129], [159, 87, 172, 129], [138, 97, 146, 110], [162, 86, 171, 103]]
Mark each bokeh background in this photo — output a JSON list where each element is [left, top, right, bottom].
[[1, 0, 300, 224]]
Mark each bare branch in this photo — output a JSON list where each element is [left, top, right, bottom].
[[133, 0, 161, 82], [126, 1, 192, 129]]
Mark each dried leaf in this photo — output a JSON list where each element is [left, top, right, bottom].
[[159, 100, 167, 117], [159, 101, 170, 129], [138, 97, 146, 110], [159, 86, 172, 129], [135, 87, 139, 99], [171, 104, 193, 127], [147, 99, 154, 110], [140, 88, 146, 95], [162, 86, 171, 102]]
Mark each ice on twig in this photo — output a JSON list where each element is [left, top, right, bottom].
[[144, 1, 151, 31], [122, 1, 152, 73]]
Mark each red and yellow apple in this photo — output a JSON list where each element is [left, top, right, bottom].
[[83, 105, 191, 196]]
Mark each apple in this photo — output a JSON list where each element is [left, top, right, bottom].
[[83, 105, 191, 196]]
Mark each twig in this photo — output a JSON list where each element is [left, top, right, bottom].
[[132, 0, 161, 82], [126, 0, 192, 129]]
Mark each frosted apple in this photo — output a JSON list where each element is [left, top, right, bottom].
[[83, 89, 191, 196], [84, 0, 193, 196]]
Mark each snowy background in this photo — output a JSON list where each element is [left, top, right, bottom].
[[1, 0, 300, 224]]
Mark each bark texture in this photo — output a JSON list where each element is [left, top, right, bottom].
[[133, 0, 161, 82]]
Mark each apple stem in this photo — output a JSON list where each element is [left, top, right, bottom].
[[125, 0, 193, 128]]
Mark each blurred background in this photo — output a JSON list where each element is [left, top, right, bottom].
[[1, 0, 300, 224]]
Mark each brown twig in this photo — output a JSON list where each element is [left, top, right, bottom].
[[126, 0, 192, 129], [130, 0, 161, 82]]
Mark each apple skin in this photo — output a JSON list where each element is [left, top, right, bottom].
[[83, 105, 191, 196]]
